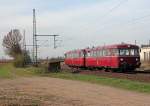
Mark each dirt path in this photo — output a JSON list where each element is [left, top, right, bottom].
[[0, 77, 150, 106]]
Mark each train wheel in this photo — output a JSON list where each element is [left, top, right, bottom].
[[119, 62, 128, 72], [104, 67, 110, 72], [120, 65, 127, 72]]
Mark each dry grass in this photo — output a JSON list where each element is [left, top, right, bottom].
[[140, 62, 150, 71]]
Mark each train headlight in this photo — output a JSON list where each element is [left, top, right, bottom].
[[120, 58, 124, 61], [136, 58, 138, 61]]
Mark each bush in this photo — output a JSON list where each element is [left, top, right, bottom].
[[13, 51, 32, 68], [23, 51, 32, 65], [13, 54, 25, 67]]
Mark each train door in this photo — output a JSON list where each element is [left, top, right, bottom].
[[109, 49, 113, 67], [83, 49, 86, 68]]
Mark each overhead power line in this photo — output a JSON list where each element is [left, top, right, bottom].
[[128, 14, 150, 24], [83, 0, 128, 31], [107, 0, 128, 14], [95, 12, 150, 32], [101, 0, 128, 19]]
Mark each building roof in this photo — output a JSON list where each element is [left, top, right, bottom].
[[141, 45, 150, 48]]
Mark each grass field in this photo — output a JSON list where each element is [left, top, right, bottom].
[[0, 64, 43, 78], [0, 64, 12, 78], [43, 72, 150, 93], [0, 63, 150, 93]]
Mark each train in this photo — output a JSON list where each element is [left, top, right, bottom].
[[64, 43, 141, 72]]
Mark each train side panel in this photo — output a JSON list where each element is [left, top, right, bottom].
[[85, 57, 97, 67], [97, 56, 119, 68]]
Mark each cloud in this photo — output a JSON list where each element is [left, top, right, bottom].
[[0, 0, 150, 58]]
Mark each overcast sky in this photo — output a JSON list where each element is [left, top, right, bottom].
[[0, 0, 150, 58]]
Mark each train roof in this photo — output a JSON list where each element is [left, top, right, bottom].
[[65, 49, 84, 54], [65, 43, 139, 54], [85, 44, 139, 52], [96, 43, 139, 49]]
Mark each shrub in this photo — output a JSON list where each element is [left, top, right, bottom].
[[13, 54, 25, 67]]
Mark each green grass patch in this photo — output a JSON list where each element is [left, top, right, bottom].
[[42, 72, 150, 93], [0, 64, 13, 78], [0, 64, 43, 78], [0, 63, 150, 93]]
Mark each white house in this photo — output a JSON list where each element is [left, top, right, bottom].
[[140, 45, 150, 62]]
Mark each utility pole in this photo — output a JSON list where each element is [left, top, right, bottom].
[[33, 9, 36, 64], [23, 29, 26, 64], [23, 30, 26, 51], [135, 40, 137, 45], [33, 9, 60, 66]]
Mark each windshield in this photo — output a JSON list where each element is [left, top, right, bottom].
[[119, 49, 139, 56]]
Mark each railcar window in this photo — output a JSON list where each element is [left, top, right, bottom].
[[97, 50, 102, 57], [134, 49, 139, 56], [112, 49, 119, 56], [103, 50, 105, 56], [103, 49, 109, 56], [89, 51, 92, 57], [119, 49, 130, 56], [102, 50, 105, 56], [119, 49, 139, 56], [75, 53, 79, 58], [98, 50, 102, 57], [73, 53, 75, 58], [99, 50, 101, 57], [92, 51, 94, 57], [90, 51, 92, 57], [79, 52, 81, 57], [94, 51, 95, 57], [93, 51, 95, 57], [76, 53, 78, 58], [130, 49, 139, 56], [90, 51, 94, 57], [80, 52, 84, 57], [91, 51, 94, 57], [71, 54, 72, 58], [94, 51, 97, 57], [80, 52, 83, 57], [74, 53, 76, 58], [101, 50, 103, 56], [75, 53, 77, 58], [97, 50, 101, 57], [65, 54, 67, 58], [87, 52, 90, 57], [70, 54, 72, 58], [107, 49, 111, 56], [130, 49, 134, 56]]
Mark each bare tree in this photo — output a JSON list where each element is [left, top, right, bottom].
[[3, 29, 22, 57]]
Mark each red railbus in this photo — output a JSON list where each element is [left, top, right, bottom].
[[64, 44, 141, 71], [65, 49, 86, 68]]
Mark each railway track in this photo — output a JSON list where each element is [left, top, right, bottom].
[[79, 69, 150, 83], [60, 60, 150, 83], [61, 64, 150, 83]]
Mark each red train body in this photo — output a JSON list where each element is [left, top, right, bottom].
[[65, 44, 141, 71]]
